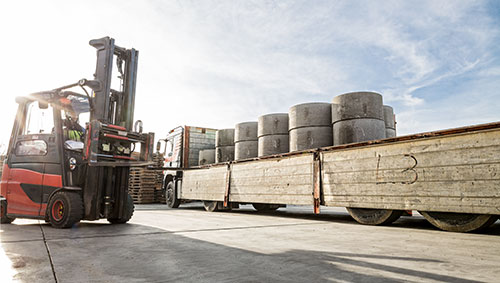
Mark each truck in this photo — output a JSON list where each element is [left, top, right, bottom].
[[160, 122, 500, 232], [157, 125, 217, 207], [0, 37, 154, 228]]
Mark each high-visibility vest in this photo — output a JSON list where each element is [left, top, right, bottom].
[[67, 130, 83, 141]]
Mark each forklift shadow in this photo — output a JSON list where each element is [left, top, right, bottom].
[[1, 221, 485, 283]]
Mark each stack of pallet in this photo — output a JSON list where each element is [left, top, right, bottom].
[[152, 152, 164, 167], [152, 153, 166, 203], [128, 167, 157, 204]]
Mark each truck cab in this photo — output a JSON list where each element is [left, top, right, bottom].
[[157, 126, 216, 207]]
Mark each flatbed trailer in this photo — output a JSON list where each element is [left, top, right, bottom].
[[165, 122, 500, 232]]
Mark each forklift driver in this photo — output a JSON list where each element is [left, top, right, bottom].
[[64, 109, 85, 142]]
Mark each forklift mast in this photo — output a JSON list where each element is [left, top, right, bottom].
[[82, 37, 153, 220], [89, 37, 138, 130]]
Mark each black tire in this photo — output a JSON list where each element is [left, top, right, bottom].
[[47, 191, 83, 228], [347, 208, 403, 225], [1, 199, 15, 224], [419, 211, 498, 232], [108, 194, 135, 224], [203, 201, 220, 212], [165, 181, 180, 208], [252, 203, 280, 212]]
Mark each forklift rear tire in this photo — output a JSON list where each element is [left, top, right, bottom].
[[166, 181, 180, 208], [47, 191, 83, 228], [1, 200, 16, 224], [108, 194, 135, 224]]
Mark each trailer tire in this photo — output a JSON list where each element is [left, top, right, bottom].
[[108, 194, 135, 224], [1, 200, 15, 224], [47, 191, 83, 228], [252, 203, 280, 212], [203, 201, 220, 212], [419, 211, 498, 232], [166, 181, 180, 208], [347, 208, 402, 225]]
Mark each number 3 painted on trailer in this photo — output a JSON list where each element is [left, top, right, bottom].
[[402, 154, 418, 184]]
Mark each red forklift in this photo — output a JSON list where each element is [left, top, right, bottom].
[[0, 37, 154, 228]]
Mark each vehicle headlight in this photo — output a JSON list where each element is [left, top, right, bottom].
[[69, 157, 77, 171]]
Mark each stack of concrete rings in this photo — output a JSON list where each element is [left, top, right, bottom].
[[332, 92, 386, 145], [289, 102, 333, 151], [215, 129, 235, 163], [258, 113, 289, 157], [234, 122, 258, 160]]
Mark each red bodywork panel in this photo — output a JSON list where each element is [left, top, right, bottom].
[[1, 164, 62, 217]]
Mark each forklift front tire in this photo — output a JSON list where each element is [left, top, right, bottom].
[[1, 200, 16, 224], [108, 194, 134, 224], [47, 191, 83, 228]]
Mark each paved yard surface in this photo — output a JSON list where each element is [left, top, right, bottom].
[[1, 204, 499, 282]]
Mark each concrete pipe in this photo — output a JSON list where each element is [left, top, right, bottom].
[[383, 105, 396, 138], [332, 92, 384, 121], [289, 103, 332, 129], [258, 135, 289, 157], [333, 119, 386, 145], [216, 146, 235, 163], [386, 128, 397, 138], [235, 140, 258, 160], [258, 113, 289, 136], [199, 149, 215, 165], [216, 129, 235, 147], [289, 102, 332, 151], [289, 127, 333, 151], [235, 122, 258, 142]]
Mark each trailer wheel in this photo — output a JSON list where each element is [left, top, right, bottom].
[[419, 211, 498, 232], [47, 191, 83, 228], [166, 181, 180, 208], [203, 201, 220, 212], [347, 208, 403, 225], [252, 203, 280, 212], [108, 194, 135, 224], [1, 200, 15, 224]]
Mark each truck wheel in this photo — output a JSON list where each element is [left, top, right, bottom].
[[48, 191, 83, 228], [1, 200, 15, 224], [166, 181, 180, 208], [108, 194, 135, 224], [419, 211, 498, 232], [203, 201, 220, 212], [252, 203, 280, 212], [347, 208, 402, 225]]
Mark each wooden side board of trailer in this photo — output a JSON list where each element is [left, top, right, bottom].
[[180, 124, 500, 215]]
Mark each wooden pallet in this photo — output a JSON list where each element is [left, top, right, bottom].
[[128, 163, 165, 204]]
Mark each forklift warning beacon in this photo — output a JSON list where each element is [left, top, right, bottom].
[[0, 37, 154, 228]]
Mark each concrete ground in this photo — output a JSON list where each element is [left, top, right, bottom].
[[1, 204, 499, 283]]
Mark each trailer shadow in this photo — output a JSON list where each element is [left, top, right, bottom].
[[172, 203, 500, 235], [1, 221, 486, 283]]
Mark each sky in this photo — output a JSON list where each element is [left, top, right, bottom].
[[1, 0, 499, 152]]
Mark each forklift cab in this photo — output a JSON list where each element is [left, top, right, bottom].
[[1, 93, 90, 219]]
